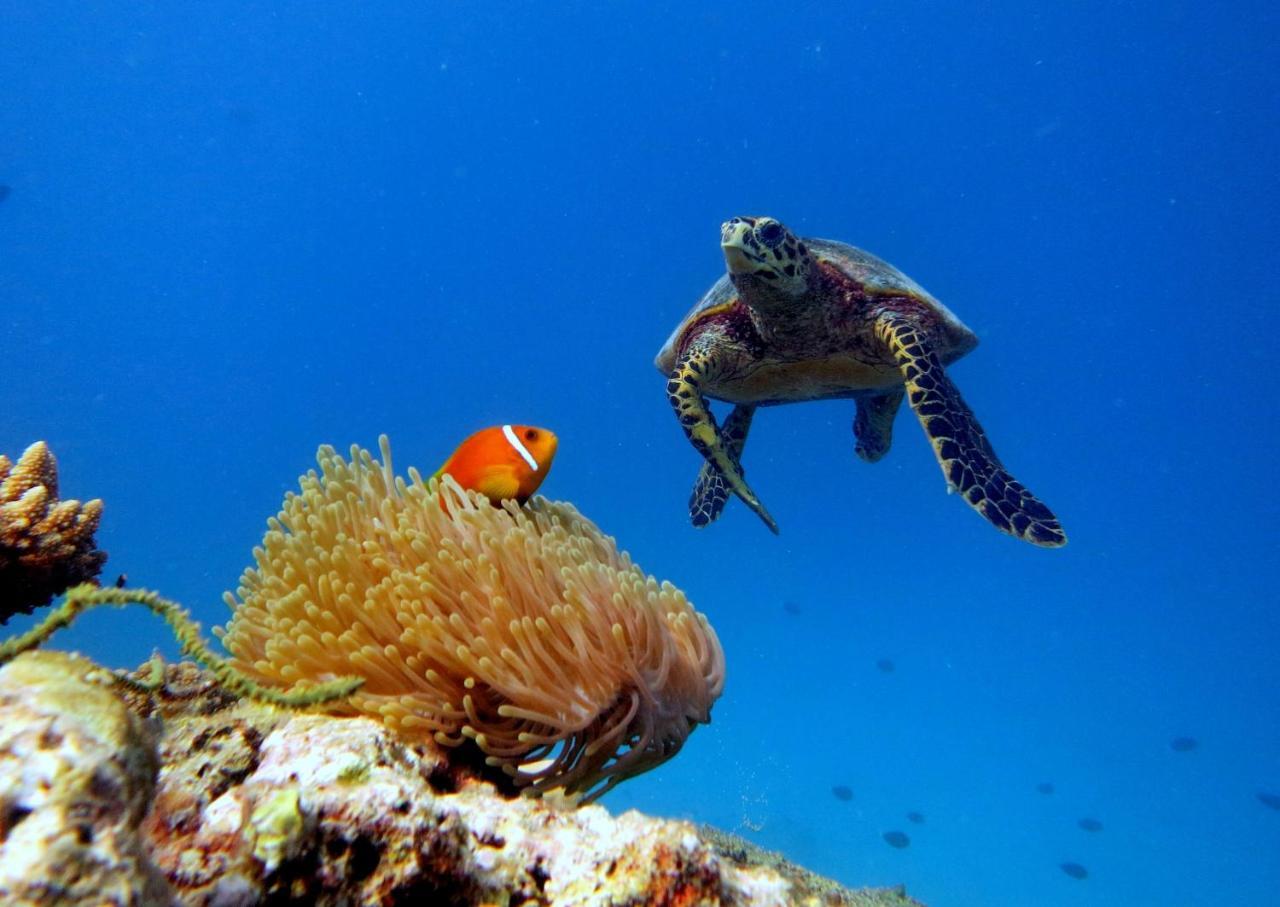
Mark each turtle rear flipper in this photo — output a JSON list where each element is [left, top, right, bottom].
[[689, 404, 754, 527], [853, 390, 904, 463], [876, 313, 1066, 547], [668, 352, 779, 534]]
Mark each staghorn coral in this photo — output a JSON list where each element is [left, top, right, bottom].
[[0, 441, 106, 621], [219, 435, 725, 802]]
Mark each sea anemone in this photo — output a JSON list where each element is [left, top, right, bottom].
[[0, 442, 106, 621], [218, 436, 724, 801]]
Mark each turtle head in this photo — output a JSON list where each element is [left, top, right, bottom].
[[721, 217, 812, 297]]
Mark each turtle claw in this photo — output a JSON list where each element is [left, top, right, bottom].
[[735, 481, 779, 534], [755, 506, 780, 535], [709, 487, 779, 534]]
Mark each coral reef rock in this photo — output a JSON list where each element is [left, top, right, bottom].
[[0, 651, 171, 905], [0, 441, 106, 621], [0, 654, 926, 907]]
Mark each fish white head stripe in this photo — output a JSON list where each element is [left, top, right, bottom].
[[502, 424, 540, 472]]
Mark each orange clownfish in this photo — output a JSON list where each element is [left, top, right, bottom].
[[432, 424, 558, 505]]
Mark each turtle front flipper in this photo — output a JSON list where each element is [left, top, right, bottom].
[[689, 403, 755, 527], [667, 354, 779, 534], [875, 313, 1066, 547], [853, 390, 904, 463]]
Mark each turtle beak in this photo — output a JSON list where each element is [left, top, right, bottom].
[[720, 220, 757, 275]]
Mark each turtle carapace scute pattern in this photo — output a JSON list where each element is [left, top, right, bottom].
[[655, 216, 1065, 548]]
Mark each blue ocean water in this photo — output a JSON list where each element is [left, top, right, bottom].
[[2, 2, 1277, 905]]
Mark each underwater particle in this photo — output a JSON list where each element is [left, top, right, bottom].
[[782, 601, 802, 616], [831, 785, 853, 802], [1060, 862, 1088, 880], [882, 830, 910, 849], [1257, 791, 1280, 811], [1169, 736, 1198, 753], [906, 811, 925, 824], [875, 658, 895, 673], [1036, 781, 1055, 795], [1077, 817, 1103, 832]]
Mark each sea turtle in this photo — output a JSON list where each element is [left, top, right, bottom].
[[654, 216, 1065, 547]]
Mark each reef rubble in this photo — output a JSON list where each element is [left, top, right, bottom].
[[0, 652, 924, 907]]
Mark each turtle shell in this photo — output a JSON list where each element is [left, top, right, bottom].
[[655, 237, 978, 375]]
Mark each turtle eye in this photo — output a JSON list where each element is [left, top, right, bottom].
[[758, 222, 785, 248]]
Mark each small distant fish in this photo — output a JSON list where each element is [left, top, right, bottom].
[[114, 573, 128, 588], [1034, 118, 1063, 139], [882, 830, 910, 849], [1077, 817, 1103, 833], [224, 105, 259, 126], [1169, 736, 1198, 753], [906, 811, 925, 824], [1257, 791, 1280, 811], [433, 425, 557, 505], [1060, 862, 1088, 880], [831, 785, 853, 802], [0, 184, 10, 204], [782, 601, 802, 616], [876, 658, 895, 674], [1036, 782, 1055, 795]]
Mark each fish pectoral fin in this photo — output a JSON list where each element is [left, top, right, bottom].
[[876, 312, 1065, 547], [473, 469, 521, 503], [853, 390, 904, 463]]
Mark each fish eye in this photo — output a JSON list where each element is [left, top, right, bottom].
[[758, 222, 785, 248], [524, 429, 538, 441]]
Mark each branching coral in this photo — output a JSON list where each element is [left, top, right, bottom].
[[0, 441, 106, 621], [218, 436, 725, 801]]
